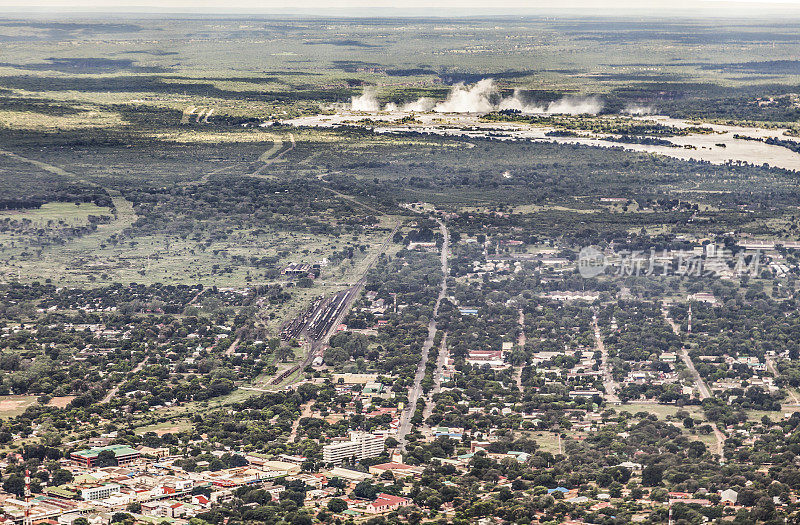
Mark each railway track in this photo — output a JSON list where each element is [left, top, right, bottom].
[[272, 221, 400, 386], [273, 278, 367, 385]]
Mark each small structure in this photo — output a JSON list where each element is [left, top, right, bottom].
[[283, 263, 312, 276], [368, 463, 422, 480], [366, 493, 411, 514], [720, 488, 738, 505]]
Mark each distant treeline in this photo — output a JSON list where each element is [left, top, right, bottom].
[[734, 134, 800, 154], [602, 135, 677, 147], [0, 188, 112, 211]]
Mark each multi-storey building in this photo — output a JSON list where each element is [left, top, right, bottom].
[[80, 484, 122, 501], [322, 432, 385, 464], [70, 445, 141, 468]]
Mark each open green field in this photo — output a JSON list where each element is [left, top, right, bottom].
[[0, 182, 398, 291], [527, 431, 563, 455], [0, 395, 76, 419]]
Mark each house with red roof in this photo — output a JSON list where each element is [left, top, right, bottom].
[[366, 493, 411, 514], [192, 495, 210, 507], [466, 350, 505, 367]]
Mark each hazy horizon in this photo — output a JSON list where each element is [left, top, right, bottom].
[[2, 0, 800, 18]]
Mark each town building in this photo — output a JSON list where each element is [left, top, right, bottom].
[[322, 432, 385, 464], [466, 350, 505, 367], [366, 493, 411, 514], [81, 484, 122, 501], [282, 263, 312, 276], [70, 445, 141, 468]]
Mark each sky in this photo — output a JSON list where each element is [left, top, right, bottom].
[[1, 0, 800, 16]]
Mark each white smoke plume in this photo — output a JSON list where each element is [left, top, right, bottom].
[[498, 90, 603, 115], [433, 78, 497, 113], [623, 104, 654, 115], [180, 106, 197, 124], [385, 97, 436, 112], [351, 87, 381, 112], [349, 79, 605, 115], [497, 89, 541, 112], [544, 96, 604, 115], [401, 97, 436, 112]]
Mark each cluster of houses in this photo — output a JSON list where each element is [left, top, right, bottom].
[[4, 399, 799, 525], [0, 438, 421, 525], [460, 234, 800, 282]]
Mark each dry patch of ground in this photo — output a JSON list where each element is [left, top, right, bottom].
[[47, 396, 76, 408], [0, 395, 37, 418]]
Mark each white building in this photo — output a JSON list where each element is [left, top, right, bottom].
[[323, 432, 385, 464], [81, 484, 122, 501]]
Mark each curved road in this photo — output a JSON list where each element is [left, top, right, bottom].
[[398, 218, 448, 448]]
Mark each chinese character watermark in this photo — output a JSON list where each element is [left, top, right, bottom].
[[577, 245, 761, 279]]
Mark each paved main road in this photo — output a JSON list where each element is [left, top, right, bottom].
[[397, 218, 448, 448], [662, 304, 724, 462], [662, 307, 711, 399], [593, 312, 620, 404], [766, 356, 800, 406], [514, 308, 525, 393], [422, 332, 448, 422]]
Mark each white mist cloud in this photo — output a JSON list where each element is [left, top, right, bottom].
[[498, 89, 603, 115], [433, 78, 497, 113], [351, 87, 381, 112], [401, 97, 436, 112], [349, 79, 605, 115], [623, 104, 654, 115], [497, 89, 542, 112], [544, 96, 603, 115]]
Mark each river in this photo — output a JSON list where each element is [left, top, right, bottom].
[[283, 112, 800, 171]]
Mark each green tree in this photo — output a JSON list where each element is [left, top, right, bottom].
[[52, 469, 73, 486], [641, 465, 663, 487], [3, 475, 24, 498], [281, 489, 305, 506], [353, 481, 379, 500], [327, 498, 348, 513], [96, 449, 117, 467]]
